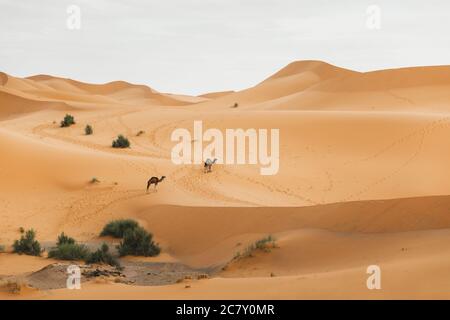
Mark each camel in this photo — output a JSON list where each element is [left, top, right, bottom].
[[204, 158, 218, 173], [146, 176, 166, 192]]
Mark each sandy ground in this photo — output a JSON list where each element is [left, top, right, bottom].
[[1, 61, 450, 299]]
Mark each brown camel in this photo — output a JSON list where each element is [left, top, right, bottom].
[[146, 176, 166, 192]]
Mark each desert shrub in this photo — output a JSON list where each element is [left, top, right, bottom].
[[100, 219, 139, 238], [85, 243, 120, 267], [85, 124, 93, 135], [12, 229, 42, 256], [56, 232, 75, 246], [90, 177, 100, 184], [60, 114, 75, 127], [254, 235, 276, 251], [231, 102, 239, 108], [236, 235, 276, 259], [136, 130, 145, 136], [117, 226, 160, 257], [0, 245, 5, 253], [48, 233, 88, 260], [48, 243, 89, 260], [112, 135, 130, 148]]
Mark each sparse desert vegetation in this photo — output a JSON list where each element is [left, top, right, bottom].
[[85, 243, 120, 267], [85, 124, 93, 135], [12, 229, 42, 256], [136, 130, 145, 136], [112, 135, 130, 148], [48, 232, 89, 261], [60, 114, 75, 127], [118, 226, 160, 257], [48, 233, 119, 267], [100, 219, 139, 238], [100, 219, 160, 257], [0, 244, 5, 253], [90, 177, 100, 184], [234, 235, 277, 260]]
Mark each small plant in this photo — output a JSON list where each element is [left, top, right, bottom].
[[85, 124, 93, 135], [85, 243, 120, 267], [117, 226, 160, 257], [254, 235, 276, 251], [136, 130, 145, 137], [0, 245, 5, 253], [60, 114, 75, 127], [90, 177, 100, 184], [231, 102, 239, 108], [112, 135, 130, 148], [100, 219, 139, 238], [19, 227, 24, 234], [235, 235, 276, 259], [56, 232, 75, 246], [12, 229, 42, 256]]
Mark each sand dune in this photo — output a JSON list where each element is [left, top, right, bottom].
[[1, 61, 450, 299]]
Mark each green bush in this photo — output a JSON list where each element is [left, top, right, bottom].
[[85, 124, 93, 135], [100, 219, 139, 238], [48, 243, 89, 260], [60, 114, 75, 127], [48, 232, 88, 260], [112, 135, 130, 148], [0, 245, 5, 253], [12, 229, 42, 256], [117, 226, 160, 257], [85, 243, 120, 267], [56, 232, 75, 246]]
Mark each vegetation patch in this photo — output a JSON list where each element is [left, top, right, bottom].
[[112, 135, 130, 148], [85, 124, 93, 135], [48, 243, 89, 261], [85, 243, 120, 267], [233, 235, 277, 260], [90, 177, 100, 184], [60, 114, 75, 127], [100, 219, 139, 238], [48, 232, 89, 260], [12, 229, 42, 256], [117, 226, 160, 257]]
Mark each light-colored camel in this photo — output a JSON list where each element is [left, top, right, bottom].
[[204, 158, 217, 173]]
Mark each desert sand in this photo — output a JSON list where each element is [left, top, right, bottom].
[[1, 60, 450, 299]]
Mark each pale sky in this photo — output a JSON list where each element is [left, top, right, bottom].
[[1, 0, 449, 95]]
